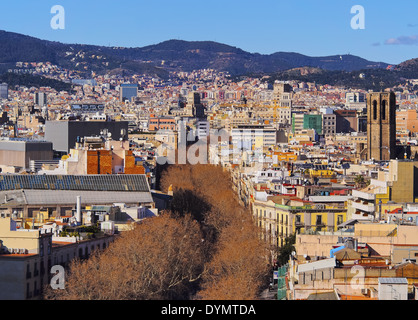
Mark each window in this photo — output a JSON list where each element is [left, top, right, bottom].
[[373, 100, 377, 120], [381, 100, 386, 120], [26, 264, 31, 279], [40, 243, 44, 257], [316, 215, 323, 225]]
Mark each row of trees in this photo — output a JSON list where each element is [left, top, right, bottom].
[[161, 164, 271, 299], [45, 164, 271, 300]]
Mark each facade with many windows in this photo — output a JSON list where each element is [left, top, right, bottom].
[[252, 196, 347, 248], [0, 217, 115, 299]]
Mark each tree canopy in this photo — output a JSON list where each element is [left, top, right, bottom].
[[45, 164, 270, 300]]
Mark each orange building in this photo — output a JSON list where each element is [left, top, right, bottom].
[[396, 109, 418, 133], [86, 147, 145, 175], [46, 137, 146, 176], [124, 150, 146, 174], [86, 150, 113, 175], [148, 115, 176, 131]]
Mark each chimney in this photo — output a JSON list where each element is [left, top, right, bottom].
[[76, 196, 82, 224]]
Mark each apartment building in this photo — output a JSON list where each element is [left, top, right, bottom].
[[0, 217, 115, 299], [231, 125, 277, 150], [347, 160, 418, 222], [289, 223, 418, 300], [396, 109, 418, 134], [252, 195, 346, 248]]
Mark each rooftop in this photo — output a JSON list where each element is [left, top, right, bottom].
[[0, 174, 150, 192], [378, 277, 408, 285], [0, 189, 153, 206]]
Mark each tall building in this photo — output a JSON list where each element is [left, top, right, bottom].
[[187, 92, 205, 119], [396, 109, 418, 134], [366, 92, 396, 161], [292, 113, 322, 135], [34, 92, 47, 107], [0, 139, 53, 170], [44, 120, 129, 153], [273, 82, 292, 96], [273, 83, 293, 125], [0, 83, 8, 100], [345, 92, 366, 108], [120, 84, 138, 102], [231, 125, 277, 150], [322, 113, 336, 136]]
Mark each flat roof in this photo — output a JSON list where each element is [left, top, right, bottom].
[[297, 257, 336, 273], [0, 174, 150, 192], [378, 277, 408, 284], [0, 189, 153, 206]]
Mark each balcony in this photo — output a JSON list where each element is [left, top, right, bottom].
[[352, 189, 375, 201], [295, 221, 304, 227], [350, 200, 375, 213]]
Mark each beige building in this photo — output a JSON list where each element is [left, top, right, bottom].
[[347, 160, 418, 222], [252, 195, 346, 248], [289, 223, 418, 300], [0, 217, 115, 299], [294, 223, 418, 261]]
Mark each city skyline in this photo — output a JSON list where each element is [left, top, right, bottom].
[[0, 0, 417, 65], [2, 0, 418, 304]]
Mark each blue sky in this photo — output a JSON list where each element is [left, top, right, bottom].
[[0, 0, 417, 64]]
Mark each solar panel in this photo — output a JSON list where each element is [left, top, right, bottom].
[[0, 175, 149, 192]]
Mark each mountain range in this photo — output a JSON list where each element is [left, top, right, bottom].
[[0, 30, 417, 91], [0, 30, 392, 76]]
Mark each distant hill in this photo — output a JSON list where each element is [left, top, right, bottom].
[[0, 30, 392, 78], [265, 66, 418, 91], [97, 40, 389, 74], [0, 30, 58, 64], [0, 72, 73, 92], [395, 58, 418, 77]]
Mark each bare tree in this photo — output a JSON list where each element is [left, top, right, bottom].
[[45, 214, 205, 300], [198, 219, 270, 300]]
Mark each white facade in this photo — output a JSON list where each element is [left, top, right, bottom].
[[378, 278, 408, 300], [231, 126, 277, 150]]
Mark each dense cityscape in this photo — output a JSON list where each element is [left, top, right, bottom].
[[1, 3, 418, 309]]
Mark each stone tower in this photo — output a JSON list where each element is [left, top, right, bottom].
[[366, 92, 396, 161]]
